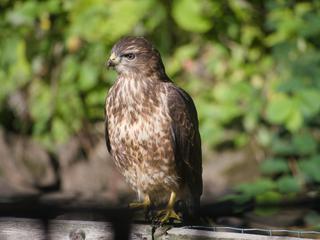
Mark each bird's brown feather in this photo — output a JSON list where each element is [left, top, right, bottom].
[[166, 84, 202, 215]]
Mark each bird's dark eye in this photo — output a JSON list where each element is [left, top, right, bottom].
[[123, 53, 135, 60]]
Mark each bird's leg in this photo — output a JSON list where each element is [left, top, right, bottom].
[[129, 195, 151, 210], [155, 191, 181, 224]]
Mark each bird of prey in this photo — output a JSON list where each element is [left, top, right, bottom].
[[105, 37, 202, 223]]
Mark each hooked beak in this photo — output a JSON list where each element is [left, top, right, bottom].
[[106, 52, 120, 68]]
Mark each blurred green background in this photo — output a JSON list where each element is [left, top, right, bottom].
[[1, 0, 320, 227]]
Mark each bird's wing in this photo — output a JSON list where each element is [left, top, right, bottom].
[[166, 84, 203, 197], [104, 107, 112, 154]]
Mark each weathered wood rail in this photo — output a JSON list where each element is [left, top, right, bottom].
[[0, 195, 319, 240], [0, 217, 316, 240]]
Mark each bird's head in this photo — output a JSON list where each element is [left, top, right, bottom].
[[107, 37, 166, 77]]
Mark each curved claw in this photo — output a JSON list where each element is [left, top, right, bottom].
[[156, 208, 181, 224]]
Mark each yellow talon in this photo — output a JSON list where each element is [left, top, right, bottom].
[[156, 192, 181, 224], [129, 195, 150, 210], [157, 208, 181, 223]]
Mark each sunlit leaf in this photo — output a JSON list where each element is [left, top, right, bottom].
[[69, 0, 152, 42], [286, 108, 303, 132], [52, 117, 70, 143], [29, 80, 52, 125], [256, 191, 282, 204], [265, 94, 293, 124], [172, 0, 212, 33], [78, 62, 98, 91]]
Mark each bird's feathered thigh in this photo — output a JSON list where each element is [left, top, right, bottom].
[[106, 75, 201, 205]]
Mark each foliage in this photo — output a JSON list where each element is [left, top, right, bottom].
[[1, 0, 320, 200]]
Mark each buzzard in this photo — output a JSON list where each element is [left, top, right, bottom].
[[105, 37, 202, 223]]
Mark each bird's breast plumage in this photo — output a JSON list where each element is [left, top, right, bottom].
[[106, 76, 179, 197]]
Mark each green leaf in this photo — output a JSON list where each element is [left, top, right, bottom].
[[270, 138, 295, 155], [266, 94, 304, 131], [254, 206, 279, 216], [236, 179, 276, 198], [56, 86, 83, 132], [70, 0, 152, 42], [256, 127, 272, 146], [29, 80, 52, 126], [299, 155, 320, 183], [60, 56, 79, 84], [265, 94, 293, 124], [6, 0, 37, 26], [29, 80, 53, 139], [292, 132, 317, 155], [286, 108, 303, 132], [85, 89, 106, 106], [172, 0, 212, 33], [260, 158, 289, 175], [78, 62, 98, 91], [106, 0, 152, 40], [212, 104, 242, 123], [166, 44, 199, 75], [219, 193, 251, 205], [296, 89, 320, 117], [256, 191, 282, 204], [199, 120, 223, 146], [144, 2, 166, 31], [277, 176, 300, 194], [52, 117, 70, 143], [214, 82, 252, 103], [1, 39, 31, 98]]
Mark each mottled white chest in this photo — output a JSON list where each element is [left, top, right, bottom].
[[107, 77, 168, 145]]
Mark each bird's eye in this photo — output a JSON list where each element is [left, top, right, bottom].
[[123, 53, 135, 60]]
